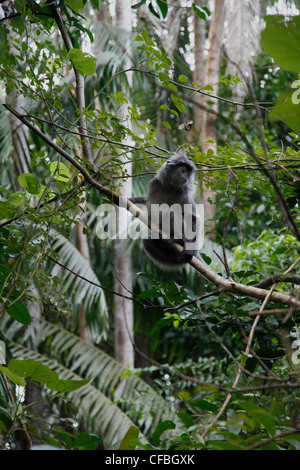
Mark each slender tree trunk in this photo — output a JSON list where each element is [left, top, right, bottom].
[[76, 200, 93, 343], [201, 0, 226, 238], [193, 0, 206, 134], [165, 0, 182, 57], [113, 0, 134, 368]]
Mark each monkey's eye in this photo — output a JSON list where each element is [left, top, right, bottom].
[[180, 167, 188, 177]]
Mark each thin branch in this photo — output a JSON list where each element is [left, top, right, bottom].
[[3, 106, 300, 310], [201, 283, 276, 439], [219, 167, 240, 279], [45, 253, 151, 308]]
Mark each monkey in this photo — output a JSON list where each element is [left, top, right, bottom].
[[130, 150, 204, 270], [129, 152, 300, 288]]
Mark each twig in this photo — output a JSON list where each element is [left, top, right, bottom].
[[219, 167, 240, 279], [201, 283, 277, 439], [45, 253, 150, 308], [47, 2, 94, 168]]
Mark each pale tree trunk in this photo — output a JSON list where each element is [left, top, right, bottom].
[[76, 200, 93, 343], [193, 0, 206, 134], [113, 0, 134, 369], [201, 0, 226, 238], [165, 0, 182, 57]]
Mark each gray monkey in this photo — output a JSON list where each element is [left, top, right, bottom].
[[131, 150, 204, 269], [129, 154, 300, 287]]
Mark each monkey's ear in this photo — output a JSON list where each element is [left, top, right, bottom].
[[176, 148, 187, 157]]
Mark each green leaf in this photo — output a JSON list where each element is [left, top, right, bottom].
[[152, 420, 175, 446], [0, 366, 26, 386], [138, 288, 162, 299], [18, 173, 41, 195], [73, 433, 100, 450], [170, 93, 179, 103], [65, 0, 84, 12], [8, 359, 57, 383], [10, 14, 25, 35], [170, 108, 178, 117], [7, 192, 25, 206], [261, 15, 300, 73], [193, 4, 210, 20], [118, 425, 139, 450], [8, 359, 90, 392], [238, 401, 276, 436], [0, 201, 15, 218], [148, 2, 160, 19], [132, 0, 147, 9], [162, 120, 171, 130], [178, 74, 188, 83], [175, 102, 186, 113], [269, 89, 300, 133], [49, 161, 71, 183], [47, 378, 90, 393], [6, 301, 31, 325], [167, 83, 177, 92], [156, 0, 168, 19], [68, 49, 96, 76], [193, 399, 219, 412]]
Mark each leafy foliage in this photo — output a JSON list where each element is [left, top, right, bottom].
[[0, 0, 299, 452]]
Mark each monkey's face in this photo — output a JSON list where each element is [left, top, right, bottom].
[[157, 154, 195, 191], [171, 164, 193, 188]]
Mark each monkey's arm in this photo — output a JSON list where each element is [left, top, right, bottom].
[[129, 196, 147, 205]]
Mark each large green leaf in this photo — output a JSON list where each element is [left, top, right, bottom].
[[0, 365, 26, 386], [238, 401, 276, 437], [6, 300, 31, 325], [261, 15, 300, 73], [18, 173, 41, 195], [68, 49, 96, 76], [65, 0, 84, 11], [8, 359, 90, 392], [268, 89, 300, 133]]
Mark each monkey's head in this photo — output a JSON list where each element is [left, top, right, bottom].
[[157, 151, 196, 191]]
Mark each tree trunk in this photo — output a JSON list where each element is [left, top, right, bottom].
[[76, 202, 93, 343], [201, 0, 226, 239], [193, 0, 206, 134], [113, 0, 134, 369]]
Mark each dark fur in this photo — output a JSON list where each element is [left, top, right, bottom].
[[131, 151, 203, 269]]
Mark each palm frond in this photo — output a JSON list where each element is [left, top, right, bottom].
[[0, 105, 12, 163], [9, 342, 145, 449], [50, 230, 109, 338], [32, 320, 185, 439], [5, 318, 186, 445]]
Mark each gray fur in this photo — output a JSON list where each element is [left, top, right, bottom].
[[131, 151, 203, 270]]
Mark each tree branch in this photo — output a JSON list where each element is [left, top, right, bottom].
[[47, 1, 94, 168], [3, 108, 300, 311]]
